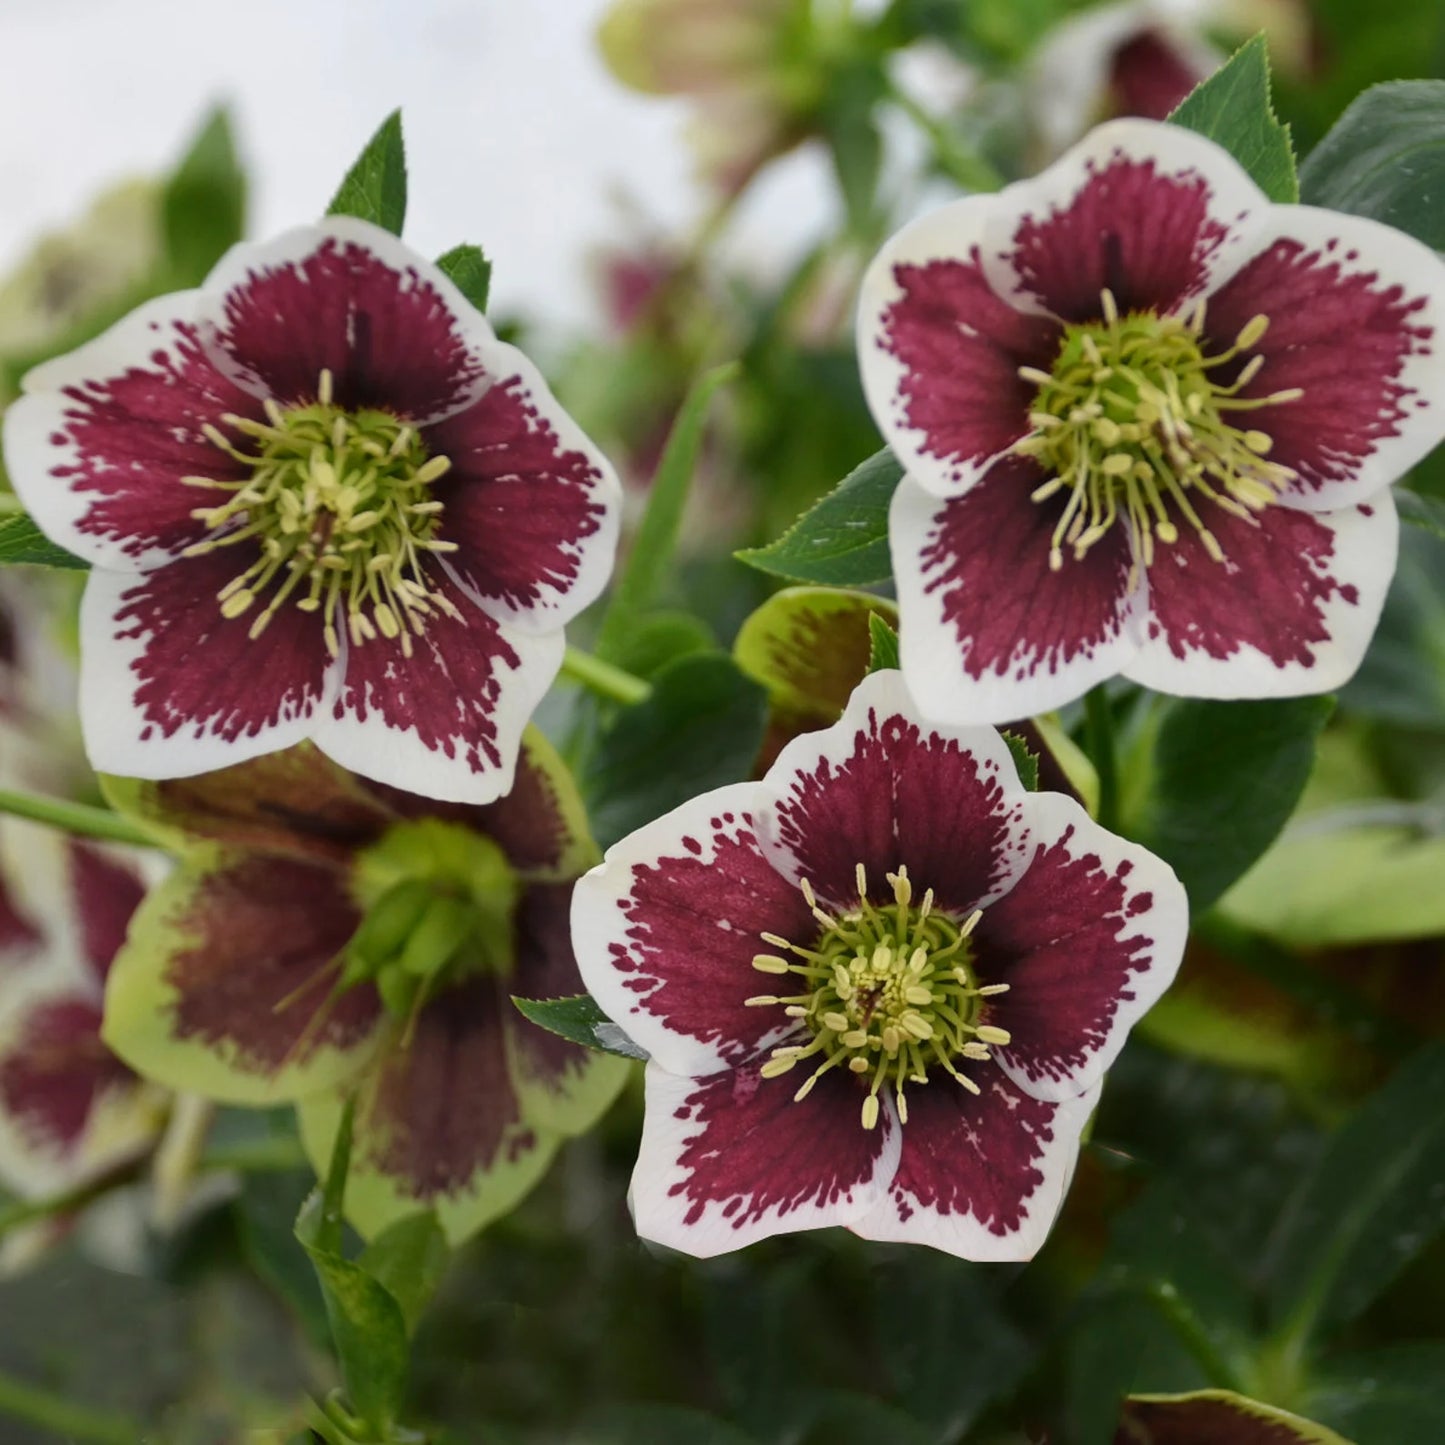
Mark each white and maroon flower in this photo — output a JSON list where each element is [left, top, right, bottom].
[[571, 671, 1187, 1259], [858, 119, 1445, 723], [100, 734, 627, 1243], [0, 829, 166, 1201], [2, 216, 621, 804]]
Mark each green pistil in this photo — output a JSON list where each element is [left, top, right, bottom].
[[344, 820, 520, 1037], [749, 865, 1011, 1130], [182, 368, 461, 658], [1012, 290, 1304, 579]]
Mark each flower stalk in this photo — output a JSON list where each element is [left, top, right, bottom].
[[0, 786, 157, 847]]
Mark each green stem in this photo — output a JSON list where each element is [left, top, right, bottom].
[[1083, 687, 1120, 834], [885, 80, 1004, 192], [559, 646, 651, 708], [0, 1367, 142, 1445], [0, 787, 157, 847], [1140, 1282, 1249, 1395]]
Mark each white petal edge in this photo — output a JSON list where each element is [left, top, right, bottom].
[[628, 1059, 903, 1258], [570, 780, 784, 1080], [993, 789, 1188, 1103], [78, 565, 342, 781], [438, 343, 624, 636], [1123, 491, 1398, 699], [890, 472, 1149, 724], [980, 116, 1267, 318], [1231, 205, 1445, 512], [755, 666, 1036, 905], [849, 1076, 1101, 1261], [311, 612, 564, 807], [3, 290, 208, 573], [856, 191, 1018, 500]]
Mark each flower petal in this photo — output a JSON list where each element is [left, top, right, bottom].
[[3, 291, 265, 571], [1118, 1390, 1354, 1445], [506, 881, 631, 1135], [314, 573, 561, 805], [849, 1074, 1099, 1260], [0, 981, 162, 1198], [1200, 207, 1445, 510], [1125, 494, 1397, 698], [892, 464, 1146, 722], [101, 744, 392, 866], [424, 370, 622, 633], [78, 556, 340, 780], [630, 1060, 901, 1257], [66, 842, 147, 987], [197, 217, 490, 423], [297, 978, 558, 1244], [979, 791, 1187, 1102], [857, 200, 1061, 497], [363, 727, 598, 881], [759, 670, 1034, 913], [982, 118, 1263, 322], [571, 781, 814, 1077], [102, 852, 383, 1105]]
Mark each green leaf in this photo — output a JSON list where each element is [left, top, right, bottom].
[[1131, 695, 1333, 911], [234, 1172, 330, 1349], [866, 613, 900, 674], [327, 111, 407, 235], [0, 512, 89, 570], [608, 611, 716, 681], [736, 447, 899, 587], [295, 1097, 411, 1433], [584, 652, 768, 847], [1299, 81, 1445, 249], [435, 243, 491, 312], [511, 993, 648, 1062], [1168, 37, 1298, 203], [595, 361, 739, 663], [1396, 487, 1445, 542], [822, 60, 885, 235], [161, 105, 246, 286], [1264, 1041, 1445, 1342], [1001, 730, 1040, 791], [1307, 1342, 1445, 1445], [356, 1212, 448, 1335]]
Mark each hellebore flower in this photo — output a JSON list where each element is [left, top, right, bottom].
[[0, 830, 165, 1200], [1023, 0, 1314, 162], [858, 119, 1445, 724], [100, 734, 627, 1242], [571, 671, 1187, 1259], [3, 216, 620, 804]]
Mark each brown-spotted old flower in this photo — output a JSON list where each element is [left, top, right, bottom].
[[3, 216, 621, 804], [858, 119, 1445, 724], [99, 735, 627, 1242], [571, 671, 1187, 1259]]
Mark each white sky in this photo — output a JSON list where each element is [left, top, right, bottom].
[[0, 0, 838, 331]]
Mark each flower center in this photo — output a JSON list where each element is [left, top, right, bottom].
[[345, 819, 520, 1033], [1012, 290, 1303, 578], [183, 369, 462, 658], [748, 865, 1010, 1130]]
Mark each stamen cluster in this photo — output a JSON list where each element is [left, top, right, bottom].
[[748, 865, 1010, 1130], [1013, 290, 1303, 577], [182, 369, 462, 657]]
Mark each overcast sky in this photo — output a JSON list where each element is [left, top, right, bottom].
[[0, 0, 838, 330]]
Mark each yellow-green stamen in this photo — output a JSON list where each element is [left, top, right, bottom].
[[182, 369, 461, 658], [750, 864, 1010, 1130], [1012, 290, 1303, 580]]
